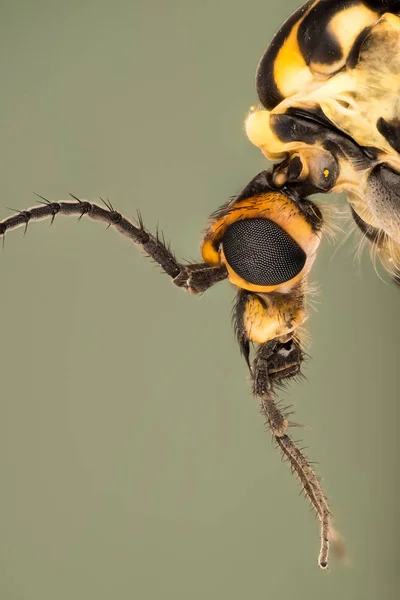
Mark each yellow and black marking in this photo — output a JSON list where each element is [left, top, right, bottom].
[[200, 171, 323, 345], [235, 287, 307, 345], [247, 1, 400, 277], [256, 0, 400, 110], [250, 4, 400, 159], [201, 170, 322, 294]]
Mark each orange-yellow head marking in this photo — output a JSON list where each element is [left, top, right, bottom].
[[273, 17, 314, 100], [201, 191, 321, 295]]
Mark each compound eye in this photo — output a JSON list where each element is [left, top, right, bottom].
[[222, 218, 306, 286]]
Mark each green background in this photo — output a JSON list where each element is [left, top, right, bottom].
[[0, 1, 399, 598]]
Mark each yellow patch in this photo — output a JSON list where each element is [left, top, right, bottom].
[[202, 193, 320, 261], [328, 5, 378, 60], [245, 110, 286, 159], [274, 21, 314, 99], [201, 238, 220, 266], [243, 290, 307, 344]]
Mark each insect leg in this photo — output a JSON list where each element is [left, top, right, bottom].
[[233, 288, 344, 568], [253, 339, 333, 569], [0, 197, 227, 294]]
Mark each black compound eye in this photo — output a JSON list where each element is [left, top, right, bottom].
[[222, 218, 306, 286]]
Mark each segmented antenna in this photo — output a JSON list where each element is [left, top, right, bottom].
[[0, 196, 181, 278]]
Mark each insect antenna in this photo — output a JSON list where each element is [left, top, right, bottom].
[[0, 197, 227, 295]]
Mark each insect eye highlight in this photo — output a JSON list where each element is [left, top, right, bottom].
[[222, 218, 306, 286]]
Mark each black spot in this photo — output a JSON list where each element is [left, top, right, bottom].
[[287, 155, 303, 180], [285, 106, 338, 130], [297, 0, 345, 66], [346, 24, 374, 69], [377, 117, 400, 154], [350, 205, 382, 244], [363, 0, 400, 10], [271, 113, 327, 145], [232, 289, 252, 367]]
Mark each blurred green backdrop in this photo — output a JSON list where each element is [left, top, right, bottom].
[[0, 1, 399, 598]]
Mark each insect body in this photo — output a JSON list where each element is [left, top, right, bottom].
[[0, 184, 339, 569], [247, 0, 400, 278], [3, 0, 399, 571]]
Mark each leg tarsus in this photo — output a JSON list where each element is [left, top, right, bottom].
[[252, 339, 344, 569], [261, 393, 333, 569]]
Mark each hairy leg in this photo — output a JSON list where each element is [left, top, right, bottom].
[[253, 338, 345, 568]]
